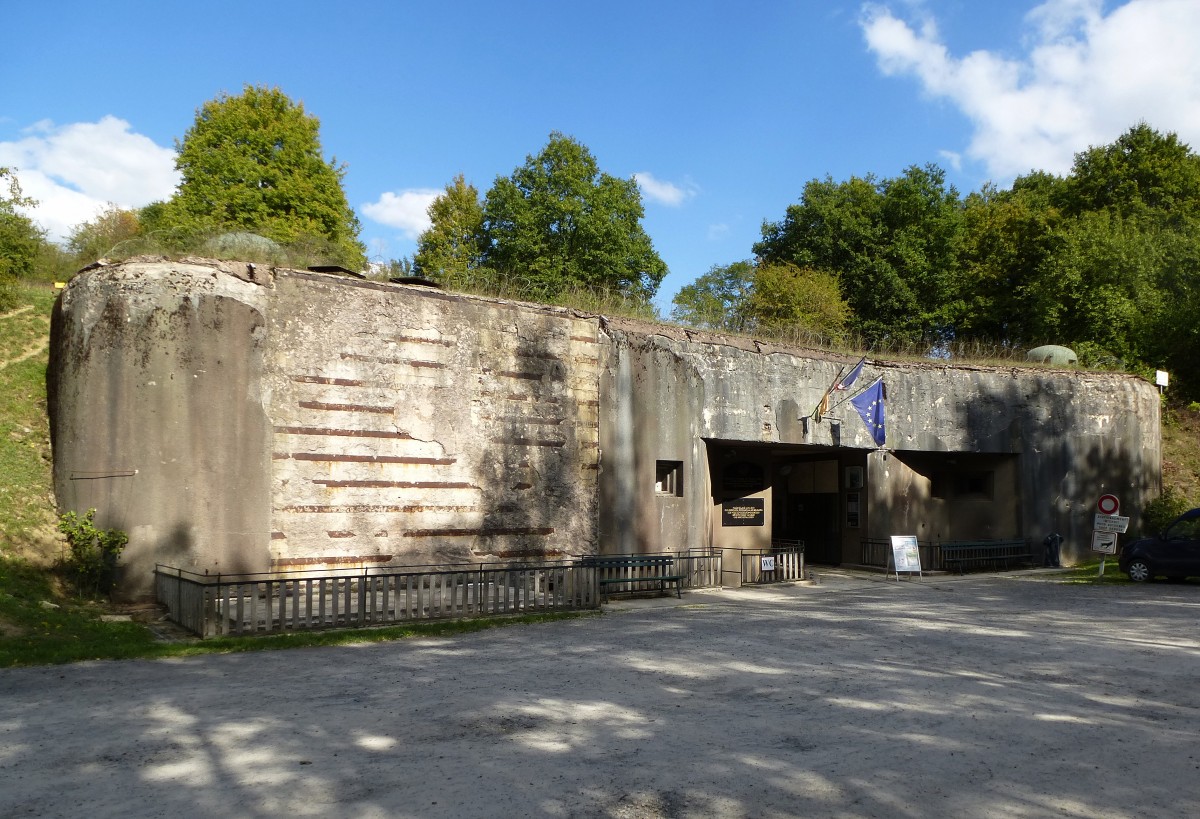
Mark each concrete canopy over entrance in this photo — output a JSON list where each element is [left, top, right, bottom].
[[706, 440, 868, 574]]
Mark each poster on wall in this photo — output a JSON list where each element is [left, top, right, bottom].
[[722, 497, 765, 526], [846, 492, 860, 528]]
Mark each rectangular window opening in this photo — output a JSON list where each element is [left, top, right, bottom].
[[955, 471, 994, 499], [655, 460, 683, 497]]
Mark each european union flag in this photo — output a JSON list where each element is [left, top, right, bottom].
[[850, 377, 886, 447]]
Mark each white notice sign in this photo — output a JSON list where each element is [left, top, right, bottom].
[[1091, 531, 1118, 554], [1094, 514, 1130, 534], [890, 535, 922, 573], [760, 555, 776, 572]]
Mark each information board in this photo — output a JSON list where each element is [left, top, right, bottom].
[[890, 535, 922, 576], [722, 498, 765, 527], [1091, 531, 1118, 554]]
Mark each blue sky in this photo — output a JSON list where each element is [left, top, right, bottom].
[[4, 1, 1200, 311]]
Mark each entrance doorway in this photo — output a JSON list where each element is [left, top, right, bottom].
[[780, 492, 841, 565]]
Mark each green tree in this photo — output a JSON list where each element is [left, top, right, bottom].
[[481, 132, 667, 301], [742, 262, 850, 341], [67, 205, 142, 264], [670, 260, 755, 332], [1027, 210, 1161, 365], [413, 174, 486, 289], [755, 165, 962, 344], [161, 85, 365, 268], [956, 178, 1065, 343], [0, 168, 46, 309], [1066, 123, 1200, 223]]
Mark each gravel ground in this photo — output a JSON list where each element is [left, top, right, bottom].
[[1, 569, 1198, 818]]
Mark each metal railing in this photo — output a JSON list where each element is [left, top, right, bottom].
[[738, 540, 806, 585], [860, 538, 937, 570], [860, 538, 1036, 572], [155, 560, 599, 638]]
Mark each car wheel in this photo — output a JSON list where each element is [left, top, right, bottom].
[[1126, 559, 1152, 582]]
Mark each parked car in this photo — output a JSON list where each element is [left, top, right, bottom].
[[1119, 508, 1200, 582]]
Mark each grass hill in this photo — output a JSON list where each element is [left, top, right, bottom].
[[0, 285, 59, 564]]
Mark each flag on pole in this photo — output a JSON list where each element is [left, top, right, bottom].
[[850, 377, 886, 446], [835, 356, 867, 391]]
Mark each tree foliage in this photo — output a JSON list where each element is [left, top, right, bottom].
[[157, 85, 365, 268], [67, 205, 142, 264], [670, 261, 755, 332], [672, 123, 1200, 397], [479, 132, 667, 301], [754, 164, 961, 343], [742, 263, 849, 340], [0, 168, 46, 309], [413, 174, 486, 288]]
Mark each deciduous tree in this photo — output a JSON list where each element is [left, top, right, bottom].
[[481, 133, 667, 301], [413, 174, 486, 288], [0, 168, 46, 308], [742, 262, 849, 341], [670, 260, 755, 332], [67, 205, 142, 264], [161, 85, 365, 268]]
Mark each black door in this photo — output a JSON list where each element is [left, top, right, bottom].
[[785, 493, 841, 565]]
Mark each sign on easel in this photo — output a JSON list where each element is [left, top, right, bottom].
[[890, 535, 923, 579]]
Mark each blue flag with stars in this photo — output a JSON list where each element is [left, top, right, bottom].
[[850, 377, 886, 447]]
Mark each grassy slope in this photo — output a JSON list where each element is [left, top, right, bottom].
[[0, 286, 59, 562], [1, 282, 1197, 664], [1161, 404, 1200, 504]]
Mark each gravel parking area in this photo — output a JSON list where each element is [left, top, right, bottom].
[[2, 570, 1198, 818]]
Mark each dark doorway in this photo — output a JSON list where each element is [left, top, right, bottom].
[[783, 493, 841, 565]]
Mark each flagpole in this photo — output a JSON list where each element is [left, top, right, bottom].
[[810, 365, 845, 420], [828, 371, 879, 414], [809, 355, 867, 421]]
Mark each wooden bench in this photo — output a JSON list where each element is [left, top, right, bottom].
[[580, 555, 683, 602], [939, 539, 1033, 574]]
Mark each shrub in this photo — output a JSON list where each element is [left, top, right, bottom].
[[1142, 487, 1193, 535], [56, 509, 128, 597]]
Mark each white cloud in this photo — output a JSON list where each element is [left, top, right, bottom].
[[938, 149, 962, 171], [633, 172, 697, 207], [0, 117, 178, 241], [860, 0, 1200, 181], [361, 189, 440, 239]]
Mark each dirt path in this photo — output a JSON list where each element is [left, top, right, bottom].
[[0, 305, 50, 371], [1, 572, 1198, 818]]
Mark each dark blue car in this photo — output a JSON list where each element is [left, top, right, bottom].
[[1119, 508, 1200, 582]]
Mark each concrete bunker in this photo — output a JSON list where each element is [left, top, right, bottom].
[[48, 259, 1161, 599]]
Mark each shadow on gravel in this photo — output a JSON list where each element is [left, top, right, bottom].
[[2, 578, 1198, 817]]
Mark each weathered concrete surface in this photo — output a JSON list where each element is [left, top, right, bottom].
[[2, 574, 1198, 818], [598, 321, 1160, 564], [49, 260, 273, 594], [263, 270, 599, 572], [51, 261, 599, 597], [50, 260, 1160, 597]]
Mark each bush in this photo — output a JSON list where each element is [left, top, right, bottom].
[[1142, 487, 1193, 535], [56, 509, 127, 597]]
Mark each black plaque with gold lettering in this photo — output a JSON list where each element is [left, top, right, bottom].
[[722, 497, 765, 526]]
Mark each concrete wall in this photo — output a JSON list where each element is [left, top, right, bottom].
[[52, 261, 599, 598], [50, 260, 1161, 597], [263, 270, 599, 572], [49, 261, 273, 595], [596, 322, 1161, 566]]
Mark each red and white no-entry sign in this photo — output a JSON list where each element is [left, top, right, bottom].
[[1097, 494, 1120, 515]]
